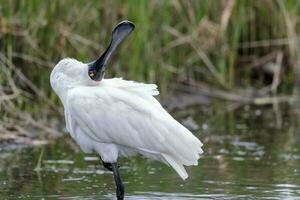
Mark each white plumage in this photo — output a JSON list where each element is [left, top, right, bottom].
[[50, 58, 203, 180]]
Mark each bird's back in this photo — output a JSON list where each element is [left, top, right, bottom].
[[64, 78, 203, 180]]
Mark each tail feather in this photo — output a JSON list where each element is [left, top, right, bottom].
[[162, 153, 188, 180]]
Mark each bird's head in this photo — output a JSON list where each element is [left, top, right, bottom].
[[50, 20, 135, 97]]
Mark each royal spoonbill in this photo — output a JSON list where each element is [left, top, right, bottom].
[[50, 20, 203, 200]]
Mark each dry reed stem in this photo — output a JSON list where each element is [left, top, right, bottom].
[[220, 0, 235, 32], [271, 51, 283, 94], [164, 25, 225, 86]]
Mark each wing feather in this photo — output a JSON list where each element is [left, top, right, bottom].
[[65, 80, 203, 179]]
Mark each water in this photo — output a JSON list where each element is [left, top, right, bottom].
[[1, 103, 300, 199]]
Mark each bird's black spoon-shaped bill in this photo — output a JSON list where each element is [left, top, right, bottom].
[[88, 20, 135, 81]]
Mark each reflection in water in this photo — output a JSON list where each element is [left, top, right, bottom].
[[1, 104, 300, 199]]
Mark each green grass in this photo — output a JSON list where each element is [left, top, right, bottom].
[[1, 0, 300, 134]]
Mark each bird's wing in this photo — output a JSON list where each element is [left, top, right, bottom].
[[65, 82, 203, 179], [102, 78, 160, 96]]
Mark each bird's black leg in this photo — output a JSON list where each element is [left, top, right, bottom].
[[98, 157, 124, 199], [102, 161, 113, 171], [99, 156, 120, 172], [111, 162, 124, 200]]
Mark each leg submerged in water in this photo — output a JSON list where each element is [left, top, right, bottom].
[[99, 157, 124, 199], [111, 162, 124, 200]]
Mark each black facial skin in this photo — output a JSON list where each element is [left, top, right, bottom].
[[88, 20, 135, 81]]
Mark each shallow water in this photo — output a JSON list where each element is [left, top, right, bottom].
[[1, 103, 300, 199]]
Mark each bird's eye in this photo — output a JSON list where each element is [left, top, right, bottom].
[[89, 69, 96, 78]]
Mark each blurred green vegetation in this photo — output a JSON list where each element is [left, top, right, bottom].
[[1, 0, 300, 134]]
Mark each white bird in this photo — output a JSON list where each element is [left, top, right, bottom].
[[50, 20, 203, 200]]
